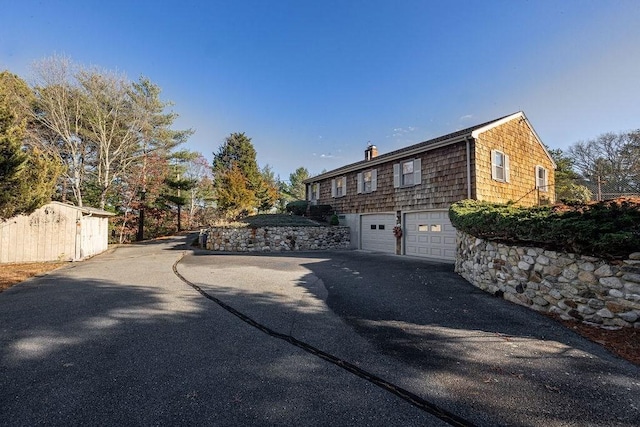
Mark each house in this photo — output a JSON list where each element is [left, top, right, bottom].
[[0, 201, 114, 263], [304, 111, 556, 262]]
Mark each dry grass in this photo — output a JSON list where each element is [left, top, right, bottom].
[[0, 262, 66, 292], [0, 260, 637, 366]]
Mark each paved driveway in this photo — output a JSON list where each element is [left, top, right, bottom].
[[1, 235, 639, 426], [178, 246, 640, 427]]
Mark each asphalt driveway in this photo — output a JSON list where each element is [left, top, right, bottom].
[[178, 246, 640, 426], [2, 235, 639, 426]]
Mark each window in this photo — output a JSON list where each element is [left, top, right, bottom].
[[491, 150, 510, 183], [309, 183, 320, 201], [331, 176, 346, 198], [357, 169, 377, 193], [402, 160, 414, 186], [364, 171, 372, 192], [393, 159, 421, 188], [536, 165, 548, 191]]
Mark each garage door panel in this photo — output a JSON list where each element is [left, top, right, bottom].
[[361, 214, 396, 254], [404, 210, 456, 261]]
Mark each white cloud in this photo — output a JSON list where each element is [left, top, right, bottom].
[[312, 152, 335, 158], [391, 126, 417, 137], [459, 114, 474, 121]]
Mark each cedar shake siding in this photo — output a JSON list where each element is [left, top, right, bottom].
[[473, 116, 555, 205], [305, 111, 555, 214]]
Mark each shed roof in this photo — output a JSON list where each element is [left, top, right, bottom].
[[48, 201, 115, 217]]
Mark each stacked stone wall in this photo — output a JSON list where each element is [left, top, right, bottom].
[[200, 226, 350, 252], [455, 231, 640, 328]]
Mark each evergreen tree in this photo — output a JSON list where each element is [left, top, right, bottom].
[[0, 71, 63, 219], [256, 164, 280, 213], [284, 166, 309, 200], [549, 148, 592, 202], [162, 150, 198, 231], [215, 163, 256, 220], [212, 132, 261, 217]]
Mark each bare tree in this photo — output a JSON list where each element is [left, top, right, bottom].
[[78, 69, 143, 209], [30, 55, 90, 206], [568, 131, 639, 199]]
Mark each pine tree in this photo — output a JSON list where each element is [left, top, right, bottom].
[[215, 164, 256, 220], [0, 71, 63, 219], [212, 132, 262, 217]]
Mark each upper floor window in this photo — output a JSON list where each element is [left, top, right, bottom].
[[393, 159, 421, 188], [402, 160, 414, 186], [357, 169, 377, 193], [536, 165, 548, 191], [309, 183, 320, 201], [491, 149, 510, 183], [331, 176, 346, 198]]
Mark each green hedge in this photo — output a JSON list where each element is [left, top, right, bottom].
[[285, 200, 309, 216], [449, 199, 640, 260]]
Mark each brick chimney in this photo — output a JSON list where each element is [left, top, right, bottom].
[[365, 144, 378, 161]]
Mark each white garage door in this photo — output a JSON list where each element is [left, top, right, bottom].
[[360, 214, 396, 254], [404, 210, 456, 261]]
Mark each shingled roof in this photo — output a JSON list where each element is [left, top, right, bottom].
[[305, 112, 520, 182]]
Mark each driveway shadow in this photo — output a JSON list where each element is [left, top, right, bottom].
[[181, 249, 640, 426]]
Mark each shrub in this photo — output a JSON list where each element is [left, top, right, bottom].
[[286, 200, 309, 216], [309, 204, 332, 222], [449, 199, 640, 260], [329, 214, 340, 226]]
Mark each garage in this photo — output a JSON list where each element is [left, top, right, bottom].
[[404, 210, 456, 261], [360, 213, 396, 254]]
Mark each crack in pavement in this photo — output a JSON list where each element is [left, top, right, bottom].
[[173, 251, 476, 427]]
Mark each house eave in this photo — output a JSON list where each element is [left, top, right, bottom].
[[304, 133, 471, 183], [471, 111, 557, 169]]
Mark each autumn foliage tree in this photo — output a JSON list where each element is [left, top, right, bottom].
[[215, 163, 256, 220], [212, 132, 278, 219]]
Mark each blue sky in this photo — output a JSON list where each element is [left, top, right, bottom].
[[1, 0, 639, 180]]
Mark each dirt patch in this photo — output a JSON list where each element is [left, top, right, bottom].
[[0, 262, 66, 292], [553, 316, 640, 366]]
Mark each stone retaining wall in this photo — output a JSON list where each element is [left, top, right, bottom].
[[200, 226, 350, 252], [455, 231, 640, 328]]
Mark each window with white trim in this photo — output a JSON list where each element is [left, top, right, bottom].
[[491, 150, 510, 183], [331, 176, 346, 198], [393, 159, 421, 188], [536, 165, 548, 191], [357, 169, 377, 193]]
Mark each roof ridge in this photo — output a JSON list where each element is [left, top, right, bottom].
[[306, 112, 521, 181]]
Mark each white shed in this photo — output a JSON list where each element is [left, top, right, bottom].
[[0, 202, 115, 263]]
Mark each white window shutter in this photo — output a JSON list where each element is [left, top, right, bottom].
[[371, 169, 377, 191], [491, 150, 497, 180], [393, 163, 400, 188], [307, 184, 311, 201], [535, 166, 541, 188], [342, 177, 347, 196], [316, 183, 320, 200], [331, 179, 336, 197], [505, 155, 510, 183], [357, 173, 363, 194], [413, 159, 421, 186]]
